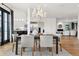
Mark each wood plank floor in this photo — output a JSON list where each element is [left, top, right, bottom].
[[0, 43, 12, 56], [0, 36, 79, 56], [61, 36, 79, 56]]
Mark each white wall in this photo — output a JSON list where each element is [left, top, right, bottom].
[[4, 3, 27, 31], [14, 9, 27, 31], [31, 18, 56, 34], [44, 18, 56, 34], [0, 4, 27, 42]]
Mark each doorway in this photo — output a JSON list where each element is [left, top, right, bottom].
[[0, 7, 10, 45]]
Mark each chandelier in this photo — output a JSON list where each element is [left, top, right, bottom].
[[32, 6, 47, 19]]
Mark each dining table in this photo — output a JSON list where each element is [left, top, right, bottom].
[[15, 35, 59, 55]]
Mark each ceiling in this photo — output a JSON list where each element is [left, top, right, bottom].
[[6, 3, 79, 18]]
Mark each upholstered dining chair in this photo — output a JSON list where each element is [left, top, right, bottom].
[[55, 33, 62, 51], [40, 35, 53, 55], [21, 35, 35, 56], [12, 33, 18, 52]]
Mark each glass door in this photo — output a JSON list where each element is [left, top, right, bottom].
[[0, 10, 2, 44], [3, 11, 10, 43], [3, 12, 8, 42], [0, 7, 10, 45]]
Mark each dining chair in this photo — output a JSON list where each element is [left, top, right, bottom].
[[12, 33, 18, 52], [21, 35, 35, 56], [55, 33, 62, 51], [70, 30, 76, 36], [40, 35, 53, 55]]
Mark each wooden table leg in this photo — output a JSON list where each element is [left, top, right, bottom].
[[56, 37, 58, 54], [15, 37, 18, 55]]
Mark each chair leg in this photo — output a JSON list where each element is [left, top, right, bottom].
[[39, 40, 40, 51], [23, 47, 25, 52], [60, 44, 62, 51], [12, 44, 14, 52], [40, 47, 43, 56], [32, 45, 35, 56], [21, 48, 23, 56], [36, 40, 37, 49], [48, 47, 52, 56], [48, 47, 52, 52], [32, 48, 34, 56], [52, 47, 53, 56], [35, 40, 37, 50]]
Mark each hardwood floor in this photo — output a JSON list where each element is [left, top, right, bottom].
[[0, 43, 12, 56], [0, 36, 79, 56], [61, 36, 79, 56]]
